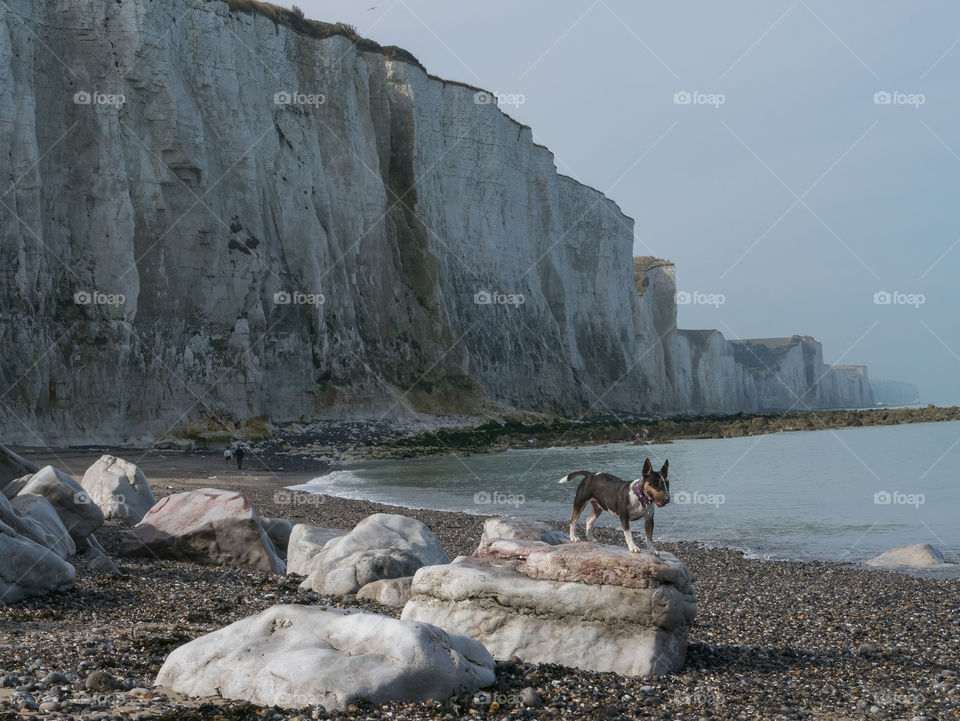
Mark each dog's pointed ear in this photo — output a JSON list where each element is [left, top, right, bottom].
[[642, 458, 653, 477], [660, 459, 669, 477]]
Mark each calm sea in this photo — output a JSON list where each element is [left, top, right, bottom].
[[290, 421, 960, 574]]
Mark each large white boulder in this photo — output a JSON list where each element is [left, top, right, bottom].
[[478, 517, 568, 549], [286, 524, 346, 575], [0, 520, 75, 604], [119, 488, 284, 574], [7, 494, 76, 559], [866, 544, 947, 568], [18, 466, 104, 543], [297, 514, 450, 595], [80, 455, 157, 525], [402, 539, 696, 676], [155, 605, 495, 710]]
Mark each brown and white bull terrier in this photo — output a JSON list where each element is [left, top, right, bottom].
[[559, 458, 670, 555]]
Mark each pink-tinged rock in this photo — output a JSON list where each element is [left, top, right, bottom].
[[119, 488, 284, 573], [402, 539, 695, 676]]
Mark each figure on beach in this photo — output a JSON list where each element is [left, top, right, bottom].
[[224, 447, 232, 470], [234, 445, 245, 472]]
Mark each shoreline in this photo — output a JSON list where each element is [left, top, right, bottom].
[[2, 459, 960, 720]]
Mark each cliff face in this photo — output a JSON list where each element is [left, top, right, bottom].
[[870, 379, 920, 406], [635, 262, 874, 413], [0, 0, 872, 444]]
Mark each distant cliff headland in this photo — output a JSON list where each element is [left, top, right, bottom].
[[0, 0, 905, 446]]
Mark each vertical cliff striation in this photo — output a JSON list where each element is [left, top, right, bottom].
[[0, 1, 872, 444]]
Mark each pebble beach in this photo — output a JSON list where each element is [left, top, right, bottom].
[[1, 449, 958, 721]]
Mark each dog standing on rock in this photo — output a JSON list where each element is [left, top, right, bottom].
[[560, 459, 670, 555]]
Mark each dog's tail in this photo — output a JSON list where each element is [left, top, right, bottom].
[[559, 471, 592, 484]]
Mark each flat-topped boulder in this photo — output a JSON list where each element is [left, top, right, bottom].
[[120, 488, 284, 574], [866, 544, 947, 568], [1, 520, 75, 604], [478, 517, 567, 550], [401, 539, 696, 676], [298, 514, 449, 595], [18, 466, 104, 543], [80, 455, 157, 525], [155, 604, 495, 710]]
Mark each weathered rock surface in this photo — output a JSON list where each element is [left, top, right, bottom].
[[1, 476, 29, 500], [80, 455, 156, 525], [286, 524, 345, 575], [401, 539, 696, 676], [0, 520, 75, 604], [0, 1, 874, 446], [18, 466, 104, 543], [154, 604, 495, 710], [478, 517, 567, 550], [301, 548, 422, 596], [866, 544, 947, 568], [356, 576, 414, 607], [297, 514, 449, 593], [119, 488, 284, 573], [261, 517, 294, 555], [7, 493, 75, 559]]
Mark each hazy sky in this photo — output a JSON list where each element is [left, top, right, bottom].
[[298, 1, 960, 405]]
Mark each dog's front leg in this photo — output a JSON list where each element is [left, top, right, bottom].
[[620, 517, 640, 553], [645, 516, 659, 556]]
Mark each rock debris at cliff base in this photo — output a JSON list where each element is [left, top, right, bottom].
[[0, 481, 957, 721]]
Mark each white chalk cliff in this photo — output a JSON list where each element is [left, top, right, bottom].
[[0, 0, 872, 444]]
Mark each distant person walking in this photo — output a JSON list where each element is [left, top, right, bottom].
[[224, 447, 233, 470], [234, 445, 245, 472]]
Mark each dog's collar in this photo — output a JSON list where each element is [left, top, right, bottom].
[[632, 479, 650, 506]]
